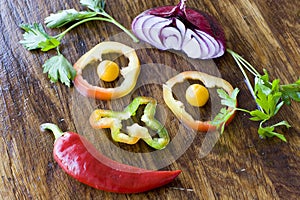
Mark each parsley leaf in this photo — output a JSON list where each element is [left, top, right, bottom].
[[280, 78, 300, 105], [45, 9, 97, 28], [253, 75, 283, 117], [249, 110, 269, 121], [219, 88, 239, 108], [42, 54, 76, 87], [210, 88, 239, 134], [80, 0, 106, 12], [258, 121, 291, 142], [19, 23, 60, 51], [38, 38, 61, 51]]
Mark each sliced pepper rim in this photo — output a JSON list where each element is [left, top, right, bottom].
[[74, 41, 140, 100], [163, 71, 236, 132], [89, 96, 170, 150]]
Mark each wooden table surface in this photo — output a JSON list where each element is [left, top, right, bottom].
[[1, 0, 299, 199]]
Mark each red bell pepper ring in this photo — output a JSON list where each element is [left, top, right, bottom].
[[73, 41, 140, 100], [163, 71, 236, 132], [40, 123, 181, 193]]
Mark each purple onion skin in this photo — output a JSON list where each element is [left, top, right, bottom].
[[132, 1, 226, 59]]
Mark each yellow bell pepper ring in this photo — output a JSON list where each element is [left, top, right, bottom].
[[74, 41, 140, 100], [163, 71, 236, 132]]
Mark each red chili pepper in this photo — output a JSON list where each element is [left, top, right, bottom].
[[40, 123, 181, 193]]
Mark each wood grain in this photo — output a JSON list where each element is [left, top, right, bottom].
[[0, 0, 299, 199]]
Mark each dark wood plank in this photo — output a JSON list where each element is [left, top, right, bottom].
[[0, 0, 299, 199]]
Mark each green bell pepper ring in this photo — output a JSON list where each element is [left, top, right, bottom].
[[89, 96, 170, 150]]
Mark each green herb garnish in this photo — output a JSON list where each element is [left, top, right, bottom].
[[210, 88, 239, 134], [211, 49, 300, 142], [19, 0, 139, 87], [43, 54, 77, 87], [20, 23, 60, 51]]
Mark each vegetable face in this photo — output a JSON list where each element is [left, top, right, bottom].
[[74, 41, 140, 100], [131, 0, 226, 59], [40, 123, 181, 193], [163, 71, 235, 132]]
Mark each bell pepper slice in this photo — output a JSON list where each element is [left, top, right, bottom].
[[89, 96, 170, 150], [74, 41, 140, 100], [163, 71, 236, 132]]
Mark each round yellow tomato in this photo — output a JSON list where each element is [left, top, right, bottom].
[[185, 84, 209, 107], [97, 60, 120, 82]]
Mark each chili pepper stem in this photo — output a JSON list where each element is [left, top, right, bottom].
[[40, 123, 64, 141]]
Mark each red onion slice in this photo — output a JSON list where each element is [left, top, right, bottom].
[[131, 0, 226, 60], [149, 18, 173, 49], [197, 30, 224, 58], [196, 31, 219, 59], [142, 16, 169, 49], [132, 15, 154, 45], [181, 29, 203, 58], [161, 26, 183, 50]]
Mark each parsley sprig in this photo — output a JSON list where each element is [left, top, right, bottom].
[[20, 0, 139, 87], [210, 88, 239, 134], [211, 49, 300, 142]]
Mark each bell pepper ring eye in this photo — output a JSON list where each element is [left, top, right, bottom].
[[74, 41, 140, 100], [89, 96, 170, 150], [163, 71, 236, 132], [185, 84, 210, 107], [97, 60, 120, 82]]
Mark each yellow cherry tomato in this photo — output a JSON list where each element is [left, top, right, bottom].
[[185, 84, 209, 107], [97, 60, 120, 82]]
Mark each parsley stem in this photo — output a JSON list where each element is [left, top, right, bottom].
[[227, 49, 256, 98], [55, 15, 139, 43], [227, 49, 263, 111], [97, 11, 140, 43], [55, 17, 110, 40], [56, 46, 60, 54], [236, 108, 251, 113], [227, 49, 260, 76]]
